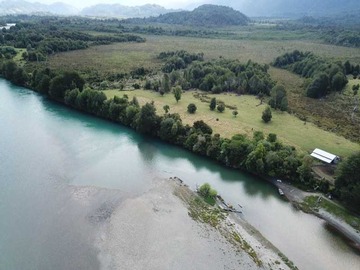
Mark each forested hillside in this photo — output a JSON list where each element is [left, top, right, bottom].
[[125, 5, 249, 27]]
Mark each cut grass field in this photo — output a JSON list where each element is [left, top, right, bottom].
[[104, 89, 360, 158]]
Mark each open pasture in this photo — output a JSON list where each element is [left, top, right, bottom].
[[104, 89, 359, 158]]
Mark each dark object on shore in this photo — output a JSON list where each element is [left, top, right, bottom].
[[278, 188, 285, 196]]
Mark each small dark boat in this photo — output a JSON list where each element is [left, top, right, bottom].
[[278, 188, 284, 196]]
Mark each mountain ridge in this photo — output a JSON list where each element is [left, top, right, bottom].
[[125, 4, 249, 27]]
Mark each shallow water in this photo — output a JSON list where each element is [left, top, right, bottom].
[[0, 79, 359, 269]]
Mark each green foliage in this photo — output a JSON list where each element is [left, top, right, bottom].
[[269, 84, 288, 111], [335, 152, 360, 210], [49, 71, 85, 100], [0, 16, 145, 61], [262, 106, 272, 123], [173, 86, 182, 103], [187, 103, 197, 114], [232, 110, 238, 117], [134, 4, 249, 27], [209, 97, 216, 111], [297, 155, 314, 184], [199, 183, 218, 199], [217, 103, 225, 113], [184, 59, 274, 96], [163, 104, 170, 114], [267, 133, 277, 143], [162, 74, 170, 93], [0, 46, 17, 59], [273, 51, 348, 98], [158, 50, 203, 73], [135, 102, 160, 135], [193, 120, 213, 135]]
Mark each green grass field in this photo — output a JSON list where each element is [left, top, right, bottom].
[[104, 89, 359, 158]]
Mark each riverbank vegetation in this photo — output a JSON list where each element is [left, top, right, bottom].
[[301, 196, 360, 230], [1, 13, 360, 212]]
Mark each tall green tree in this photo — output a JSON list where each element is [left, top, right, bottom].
[[135, 102, 159, 135], [262, 106, 272, 123], [210, 97, 216, 111], [335, 152, 360, 210], [269, 84, 288, 111], [173, 86, 182, 103], [49, 71, 85, 100], [162, 74, 170, 93]]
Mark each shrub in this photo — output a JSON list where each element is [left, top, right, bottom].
[[262, 106, 272, 123], [187, 103, 197, 114], [217, 103, 225, 113], [199, 183, 217, 198]]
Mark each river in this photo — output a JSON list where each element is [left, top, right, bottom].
[[0, 79, 359, 270]]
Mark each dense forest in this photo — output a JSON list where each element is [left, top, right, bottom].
[[0, 16, 145, 61], [273, 50, 349, 98], [123, 5, 249, 27]]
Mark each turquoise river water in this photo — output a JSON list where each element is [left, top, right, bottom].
[[0, 79, 359, 270]]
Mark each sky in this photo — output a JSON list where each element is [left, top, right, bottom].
[[27, 0, 209, 9]]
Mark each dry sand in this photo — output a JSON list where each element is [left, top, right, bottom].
[[91, 179, 292, 270]]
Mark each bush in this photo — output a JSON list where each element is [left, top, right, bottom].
[[187, 103, 197, 114], [199, 183, 217, 198], [217, 103, 225, 113], [262, 106, 272, 123]]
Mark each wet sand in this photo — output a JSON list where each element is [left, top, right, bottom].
[[93, 179, 292, 270]]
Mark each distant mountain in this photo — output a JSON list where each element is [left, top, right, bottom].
[[129, 4, 249, 27], [0, 0, 78, 15], [80, 4, 178, 18], [210, 0, 360, 17]]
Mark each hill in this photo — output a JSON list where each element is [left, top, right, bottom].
[[0, 0, 78, 15], [213, 0, 360, 17], [80, 4, 179, 18], [126, 4, 249, 27]]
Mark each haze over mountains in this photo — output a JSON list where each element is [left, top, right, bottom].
[[0, 0, 359, 18]]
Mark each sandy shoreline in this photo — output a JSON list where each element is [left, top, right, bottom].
[[90, 178, 293, 270]]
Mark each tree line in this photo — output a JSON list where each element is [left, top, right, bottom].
[[155, 55, 274, 96], [0, 16, 145, 62], [273, 50, 348, 98]]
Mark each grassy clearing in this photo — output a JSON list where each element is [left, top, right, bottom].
[[104, 89, 360, 157], [13, 48, 26, 66], [270, 68, 360, 142], [302, 196, 360, 230]]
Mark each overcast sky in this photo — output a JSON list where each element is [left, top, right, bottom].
[[28, 0, 209, 9]]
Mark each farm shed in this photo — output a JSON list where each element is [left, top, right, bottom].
[[310, 148, 340, 164]]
